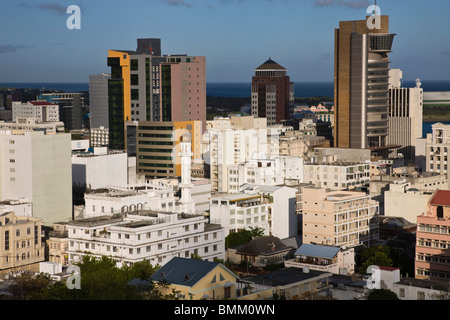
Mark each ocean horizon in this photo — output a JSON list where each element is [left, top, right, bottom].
[[1, 79, 449, 98]]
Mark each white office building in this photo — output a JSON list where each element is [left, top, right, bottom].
[[12, 101, 59, 122]]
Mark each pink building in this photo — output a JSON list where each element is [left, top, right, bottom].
[[415, 189, 450, 282], [160, 56, 206, 133]]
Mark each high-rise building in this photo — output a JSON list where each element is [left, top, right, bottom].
[[160, 55, 206, 133], [334, 16, 396, 153], [107, 38, 206, 150], [387, 69, 423, 164], [0, 129, 72, 226], [89, 73, 111, 129], [12, 101, 60, 123], [251, 58, 294, 126]]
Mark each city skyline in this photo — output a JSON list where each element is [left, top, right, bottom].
[[1, 0, 450, 83]]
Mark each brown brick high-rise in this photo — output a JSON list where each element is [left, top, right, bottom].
[[251, 58, 294, 126]]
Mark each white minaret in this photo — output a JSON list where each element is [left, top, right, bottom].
[[178, 133, 195, 214]]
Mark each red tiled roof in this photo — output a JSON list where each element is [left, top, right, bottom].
[[378, 266, 399, 271], [430, 190, 450, 206], [30, 101, 56, 106]]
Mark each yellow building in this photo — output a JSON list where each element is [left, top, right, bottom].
[[151, 257, 239, 300], [0, 211, 44, 275]]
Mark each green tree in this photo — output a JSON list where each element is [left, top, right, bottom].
[[248, 226, 265, 239], [225, 229, 253, 249], [367, 289, 399, 300], [359, 246, 393, 274]]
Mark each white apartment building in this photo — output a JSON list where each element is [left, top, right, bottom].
[[81, 183, 178, 219], [67, 211, 225, 266], [72, 147, 129, 190], [210, 193, 271, 237], [0, 129, 72, 226], [302, 187, 380, 248], [426, 122, 450, 176], [0, 117, 65, 133], [303, 162, 370, 190], [227, 156, 304, 193], [206, 116, 270, 193], [210, 184, 298, 239], [12, 101, 59, 122]]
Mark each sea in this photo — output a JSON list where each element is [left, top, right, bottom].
[[1, 79, 449, 137]]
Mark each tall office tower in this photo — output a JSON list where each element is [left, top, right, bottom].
[[89, 73, 111, 129], [251, 58, 294, 126], [387, 69, 423, 163], [160, 55, 207, 133], [0, 130, 72, 226], [107, 38, 206, 150], [334, 16, 395, 153]]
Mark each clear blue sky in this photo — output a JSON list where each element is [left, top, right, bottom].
[[1, 0, 449, 83]]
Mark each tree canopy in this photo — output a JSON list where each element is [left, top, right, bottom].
[[7, 256, 177, 300]]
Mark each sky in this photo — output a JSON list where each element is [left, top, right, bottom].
[[1, 0, 449, 83]]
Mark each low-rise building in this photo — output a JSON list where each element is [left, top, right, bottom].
[[415, 189, 450, 282], [12, 101, 59, 123], [67, 211, 225, 267], [284, 243, 355, 275], [227, 235, 296, 268], [0, 211, 45, 274], [151, 257, 240, 300]]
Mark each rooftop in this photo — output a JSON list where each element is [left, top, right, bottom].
[[244, 267, 331, 288], [236, 236, 292, 256], [151, 257, 237, 287], [294, 244, 341, 259], [430, 189, 450, 206], [255, 58, 286, 70]]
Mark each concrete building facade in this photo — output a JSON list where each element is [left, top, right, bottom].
[[302, 187, 380, 248]]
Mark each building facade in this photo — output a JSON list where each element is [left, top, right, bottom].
[[387, 70, 424, 164], [0, 129, 72, 226], [415, 189, 450, 282], [251, 58, 294, 126], [426, 122, 450, 177], [0, 211, 45, 272], [136, 120, 202, 179], [67, 211, 225, 267], [89, 73, 111, 129], [334, 15, 395, 152], [302, 187, 380, 248], [12, 101, 59, 123]]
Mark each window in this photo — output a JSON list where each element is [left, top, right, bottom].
[[417, 291, 425, 300]]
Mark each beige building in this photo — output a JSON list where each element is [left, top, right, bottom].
[[426, 122, 450, 176], [0, 211, 44, 274], [47, 222, 69, 265], [302, 187, 380, 248], [384, 180, 434, 224]]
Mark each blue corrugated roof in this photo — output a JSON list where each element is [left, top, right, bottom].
[[294, 244, 340, 259]]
